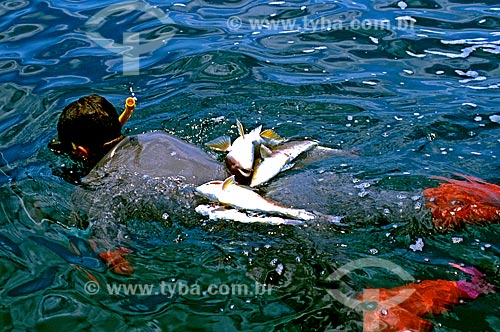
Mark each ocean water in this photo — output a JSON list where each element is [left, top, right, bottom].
[[1, 0, 500, 331]]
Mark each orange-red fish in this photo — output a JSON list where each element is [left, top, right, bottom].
[[99, 247, 134, 275], [360, 263, 494, 332], [423, 174, 500, 231]]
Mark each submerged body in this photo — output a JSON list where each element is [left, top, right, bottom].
[[49, 94, 231, 274], [85, 132, 226, 184], [74, 132, 227, 255]]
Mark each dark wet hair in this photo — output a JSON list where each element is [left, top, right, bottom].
[[57, 94, 122, 153]]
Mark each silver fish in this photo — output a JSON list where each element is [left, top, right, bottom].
[[196, 176, 316, 221], [250, 140, 318, 187], [195, 204, 303, 225], [206, 120, 282, 184]]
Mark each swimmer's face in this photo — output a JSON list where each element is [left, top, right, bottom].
[[48, 138, 89, 162]]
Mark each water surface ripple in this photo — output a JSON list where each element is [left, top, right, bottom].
[[1, 0, 500, 331]]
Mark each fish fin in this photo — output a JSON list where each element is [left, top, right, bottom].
[[68, 241, 81, 256], [260, 129, 283, 141], [260, 145, 273, 158], [72, 264, 100, 284], [222, 176, 236, 190], [449, 262, 485, 278], [205, 136, 232, 151], [89, 238, 96, 251], [236, 120, 245, 139], [251, 125, 263, 135]]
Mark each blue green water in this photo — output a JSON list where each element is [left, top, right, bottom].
[[1, 0, 500, 331]]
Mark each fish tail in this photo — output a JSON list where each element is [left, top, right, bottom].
[[450, 263, 495, 299]]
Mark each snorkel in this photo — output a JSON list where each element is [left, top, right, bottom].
[[118, 97, 136, 126]]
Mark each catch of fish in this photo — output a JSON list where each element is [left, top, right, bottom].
[[196, 176, 317, 221], [205, 119, 283, 184], [250, 140, 318, 187], [197, 120, 341, 224]]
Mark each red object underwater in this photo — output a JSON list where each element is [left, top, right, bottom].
[[99, 247, 134, 275], [360, 263, 494, 331], [423, 174, 500, 231]]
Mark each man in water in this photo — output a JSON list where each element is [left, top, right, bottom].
[[50, 94, 485, 276], [50, 94, 227, 274]]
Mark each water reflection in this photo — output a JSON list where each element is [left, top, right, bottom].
[[1, 0, 500, 330]]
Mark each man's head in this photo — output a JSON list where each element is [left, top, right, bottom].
[[50, 94, 123, 163]]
